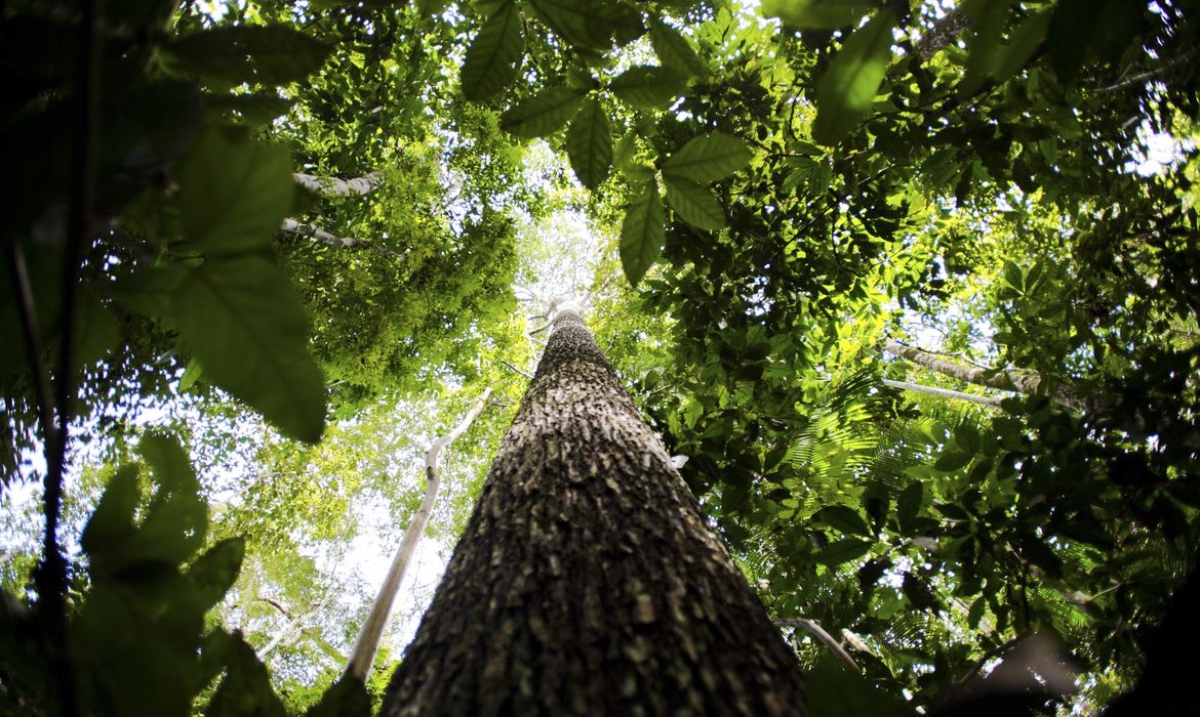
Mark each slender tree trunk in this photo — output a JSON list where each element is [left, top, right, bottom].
[[381, 305, 806, 716]]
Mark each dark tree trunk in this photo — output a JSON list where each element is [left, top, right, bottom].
[[381, 306, 806, 716]]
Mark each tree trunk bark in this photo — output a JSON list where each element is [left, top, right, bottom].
[[380, 306, 806, 716]]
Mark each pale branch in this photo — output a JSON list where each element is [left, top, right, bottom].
[[882, 340, 1089, 413], [293, 171, 385, 197], [344, 386, 495, 682], [882, 378, 1005, 408], [775, 618, 859, 670], [280, 218, 366, 249], [1098, 46, 1200, 94], [260, 604, 324, 658]]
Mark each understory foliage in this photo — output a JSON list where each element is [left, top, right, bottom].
[[1, 0, 1198, 714]]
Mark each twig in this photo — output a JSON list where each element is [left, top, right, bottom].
[[775, 618, 859, 670], [3, 243, 58, 458], [882, 378, 1005, 408], [256, 596, 295, 619], [500, 360, 534, 380]]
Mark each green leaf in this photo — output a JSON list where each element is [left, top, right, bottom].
[[136, 432, 207, 565], [566, 98, 612, 190], [648, 18, 705, 77], [954, 423, 981, 454], [172, 257, 326, 443], [207, 632, 288, 717], [610, 66, 688, 108], [176, 128, 293, 256], [528, 0, 638, 51], [166, 25, 332, 85], [80, 466, 141, 561], [461, 3, 525, 101], [500, 87, 588, 138], [188, 537, 245, 612], [661, 133, 753, 183], [306, 675, 372, 717], [896, 482, 923, 534], [813, 505, 872, 537], [934, 450, 972, 472], [805, 654, 914, 717], [814, 537, 873, 566], [619, 178, 664, 287], [762, 0, 878, 29], [812, 10, 896, 146], [663, 176, 725, 231], [206, 93, 294, 127]]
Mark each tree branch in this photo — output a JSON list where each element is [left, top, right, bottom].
[[775, 618, 859, 670], [344, 387, 495, 681], [882, 378, 1005, 408], [280, 218, 367, 249], [293, 171, 385, 197]]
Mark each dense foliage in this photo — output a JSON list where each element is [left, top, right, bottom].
[[2, 0, 1198, 714]]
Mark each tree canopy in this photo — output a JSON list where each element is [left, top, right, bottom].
[[2, 0, 1199, 714]]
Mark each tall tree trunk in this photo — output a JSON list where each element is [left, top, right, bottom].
[[381, 305, 806, 716]]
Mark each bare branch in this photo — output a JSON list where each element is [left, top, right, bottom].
[[775, 618, 859, 670], [293, 171, 385, 197], [345, 387, 495, 681], [882, 378, 1005, 408], [280, 218, 366, 249]]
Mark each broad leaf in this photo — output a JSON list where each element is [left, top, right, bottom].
[[166, 25, 332, 85], [501, 87, 588, 138], [648, 18, 706, 76], [566, 98, 612, 189], [188, 537, 246, 613], [619, 178, 664, 287], [306, 674, 372, 717], [805, 654, 915, 717], [528, 0, 639, 51], [762, 0, 878, 29], [176, 128, 293, 256], [661, 133, 753, 183], [814, 537, 874, 566], [172, 257, 326, 443], [461, 3, 525, 101], [813, 505, 872, 537], [80, 466, 141, 562], [136, 433, 208, 565], [207, 632, 288, 717], [664, 176, 725, 231], [610, 66, 688, 108], [895, 482, 923, 534], [812, 10, 896, 146]]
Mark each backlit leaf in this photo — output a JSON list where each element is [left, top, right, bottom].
[[461, 3, 525, 101], [662, 133, 753, 183], [620, 178, 664, 287], [566, 98, 612, 189], [812, 10, 896, 145], [762, 0, 878, 29], [610, 66, 688, 108], [814, 537, 873, 566], [501, 87, 588, 138], [664, 176, 725, 231]]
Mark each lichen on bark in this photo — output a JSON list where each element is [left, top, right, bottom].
[[381, 306, 806, 716]]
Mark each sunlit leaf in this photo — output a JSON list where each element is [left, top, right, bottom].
[[661, 133, 753, 183], [762, 0, 878, 29], [812, 10, 896, 145], [610, 66, 688, 108]]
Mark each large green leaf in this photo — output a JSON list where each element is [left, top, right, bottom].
[[661, 133, 753, 183], [619, 178, 664, 287], [461, 3, 525, 101], [812, 10, 896, 146], [813, 505, 872, 537], [814, 537, 874, 566], [648, 18, 705, 77], [166, 25, 332, 85], [187, 537, 245, 613], [762, 0, 878, 29], [176, 128, 293, 256], [663, 176, 725, 231], [172, 257, 326, 443], [501, 87, 588, 138], [566, 98, 612, 189], [528, 0, 639, 51], [610, 66, 688, 108]]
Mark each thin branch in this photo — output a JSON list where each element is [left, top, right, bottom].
[[775, 618, 859, 670], [1098, 46, 1200, 93], [256, 596, 295, 619], [500, 360, 533, 380], [3, 243, 58, 456], [882, 378, 1005, 408], [344, 387, 495, 681]]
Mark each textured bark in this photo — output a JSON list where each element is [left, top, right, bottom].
[[381, 307, 806, 716]]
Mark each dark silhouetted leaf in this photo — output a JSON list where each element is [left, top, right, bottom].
[[461, 3, 525, 101], [620, 178, 664, 286], [566, 98, 612, 189], [167, 25, 332, 85]]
